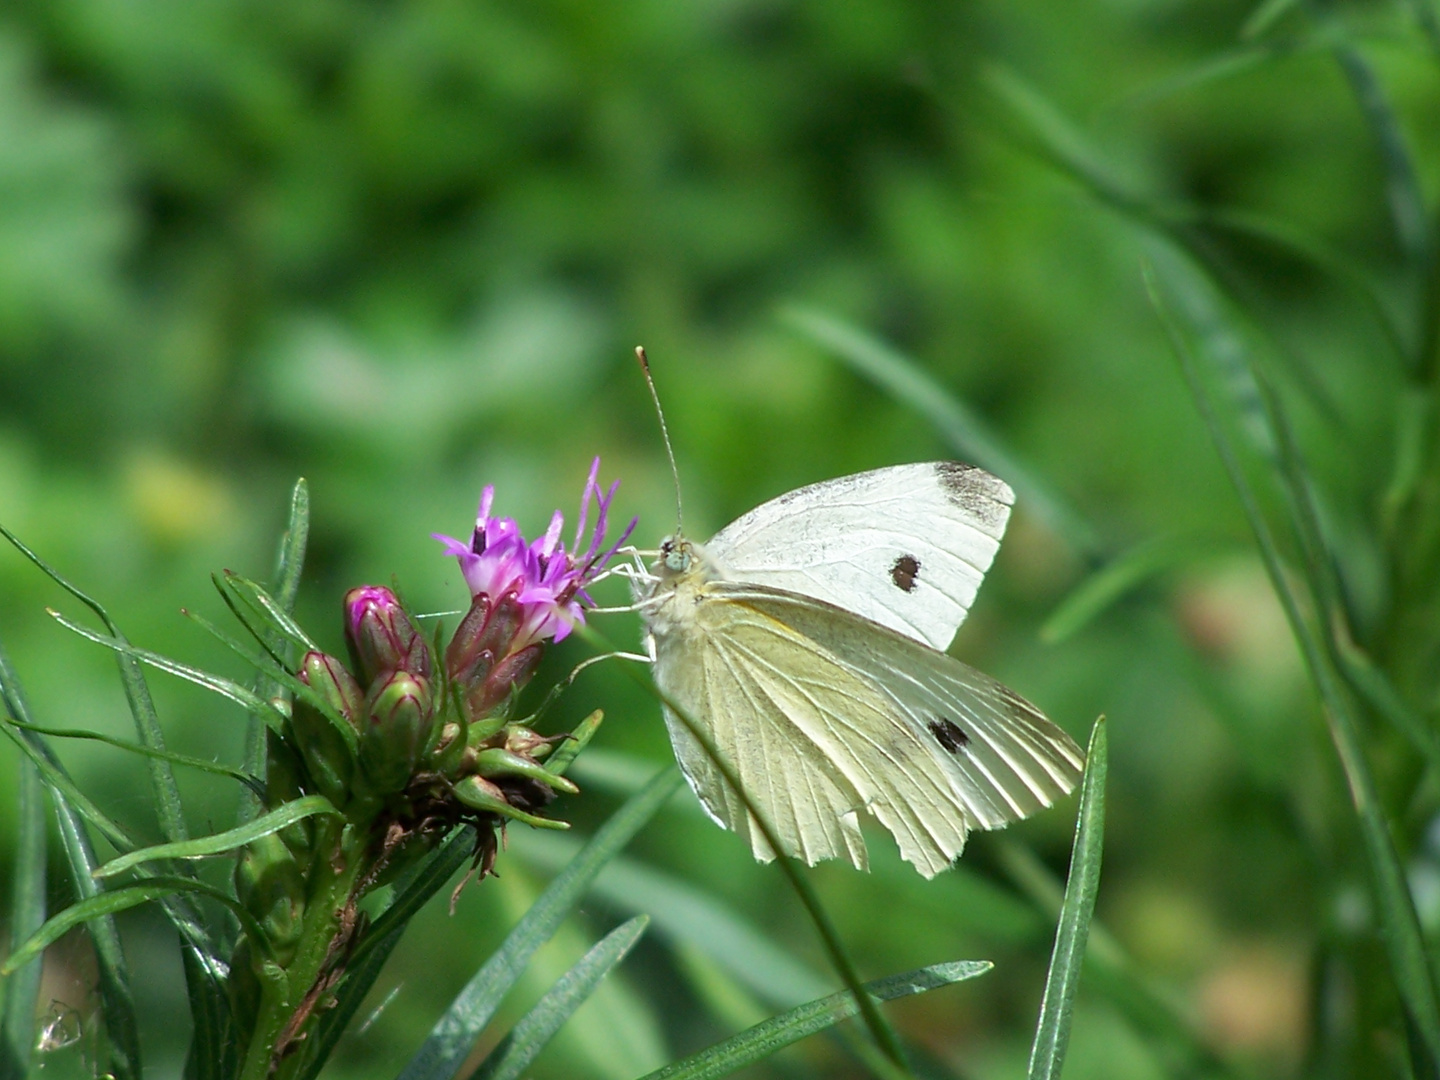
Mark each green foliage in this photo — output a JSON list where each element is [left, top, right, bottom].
[[3, 0, 1440, 1077]]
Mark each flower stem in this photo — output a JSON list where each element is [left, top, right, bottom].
[[238, 818, 366, 1080]]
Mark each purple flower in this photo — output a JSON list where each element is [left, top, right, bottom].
[[435, 458, 635, 649]]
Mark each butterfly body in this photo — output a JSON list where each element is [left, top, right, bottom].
[[640, 462, 1084, 878]]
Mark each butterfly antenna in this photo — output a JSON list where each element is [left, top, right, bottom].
[[636, 345, 684, 534]]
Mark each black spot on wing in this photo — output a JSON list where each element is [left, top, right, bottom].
[[890, 554, 920, 592], [928, 717, 970, 754]]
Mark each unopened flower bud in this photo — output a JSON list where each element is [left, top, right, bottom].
[[345, 585, 432, 686], [292, 650, 363, 807], [358, 671, 435, 796], [234, 833, 306, 967]]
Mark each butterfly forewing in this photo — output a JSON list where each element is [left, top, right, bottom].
[[704, 463, 1013, 652]]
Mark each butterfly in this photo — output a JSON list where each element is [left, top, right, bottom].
[[637, 461, 1084, 878]]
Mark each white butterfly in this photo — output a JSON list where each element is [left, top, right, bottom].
[[638, 462, 1084, 878]]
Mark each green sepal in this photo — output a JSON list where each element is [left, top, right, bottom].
[[451, 776, 570, 830], [472, 748, 579, 796]]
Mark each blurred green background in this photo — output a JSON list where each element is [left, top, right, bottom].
[[2, 0, 1437, 1077]]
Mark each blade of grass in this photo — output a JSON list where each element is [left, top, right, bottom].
[[779, 305, 1103, 558], [473, 916, 650, 1080], [396, 766, 683, 1080], [92, 796, 339, 879], [51, 782, 141, 1080], [2, 695, 46, 1078], [5, 717, 260, 788], [47, 609, 289, 734], [1148, 264, 1440, 1070], [637, 960, 991, 1080], [1028, 719, 1107, 1080], [0, 526, 192, 849], [3, 877, 272, 975], [514, 831, 831, 1007], [241, 479, 310, 827], [577, 625, 912, 1073]]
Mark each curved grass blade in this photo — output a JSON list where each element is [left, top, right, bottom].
[[637, 960, 991, 1080], [473, 916, 650, 1080], [48, 609, 289, 734], [1027, 719, 1107, 1080], [0, 716, 134, 855], [515, 831, 830, 1008], [241, 479, 310, 827], [93, 796, 339, 879], [1041, 534, 1235, 643], [1, 527, 193, 847], [52, 785, 141, 1080], [3, 877, 272, 976], [1148, 264, 1440, 1071], [579, 625, 909, 1070], [2, 720, 46, 1077], [397, 766, 684, 1080], [780, 305, 1103, 558], [5, 717, 260, 788]]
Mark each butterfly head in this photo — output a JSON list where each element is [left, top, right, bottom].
[[657, 535, 694, 576]]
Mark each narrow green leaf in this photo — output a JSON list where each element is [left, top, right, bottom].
[[0, 714, 135, 855], [1242, 0, 1303, 38], [1041, 535, 1233, 643], [545, 709, 604, 777], [396, 767, 683, 1080], [780, 305, 1103, 557], [1335, 636, 1440, 780], [0, 526, 192, 847], [47, 609, 288, 733], [52, 789, 142, 1080], [474, 916, 650, 1080], [2, 674, 46, 1076], [637, 960, 991, 1080], [222, 572, 320, 655], [1148, 264, 1440, 1070], [515, 832, 830, 1007], [5, 717, 260, 788], [93, 796, 339, 879], [349, 827, 478, 970], [1028, 719, 1107, 1080], [3, 877, 271, 976], [241, 478, 311, 825]]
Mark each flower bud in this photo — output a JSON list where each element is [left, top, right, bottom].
[[358, 671, 435, 796], [292, 651, 363, 807], [345, 585, 432, 686], [234, 833, 306, 967]]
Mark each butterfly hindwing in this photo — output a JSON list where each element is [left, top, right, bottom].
[[720, 583, 1085, 828], [704, 462, 1014, 651]]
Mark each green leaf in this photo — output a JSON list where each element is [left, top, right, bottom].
[[0, 525, 193, 849], [47, 608, 289, 734], [1, 659, 46, 1078], [545, 709, 604, 777], [221, 571, 320, 656], [515, 832, 830, 1008], [241, 478, 311, 825], [396, 766, 683, 1080], [52, 787, 142, 1080], [1148, 263, 1440, 1071], [636, 960, 991, 1080], [1028, 718, 1107, 1080], [1041, 535, 1234, 643], [3, 877, 271, 976], [780, 304, 1103, 558], [473, 916, 650, 1080], [92, 796, 339, 879], [5, 716, 260, 789]]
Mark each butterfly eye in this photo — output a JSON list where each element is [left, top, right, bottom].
[[660, 538, 690, 572]]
